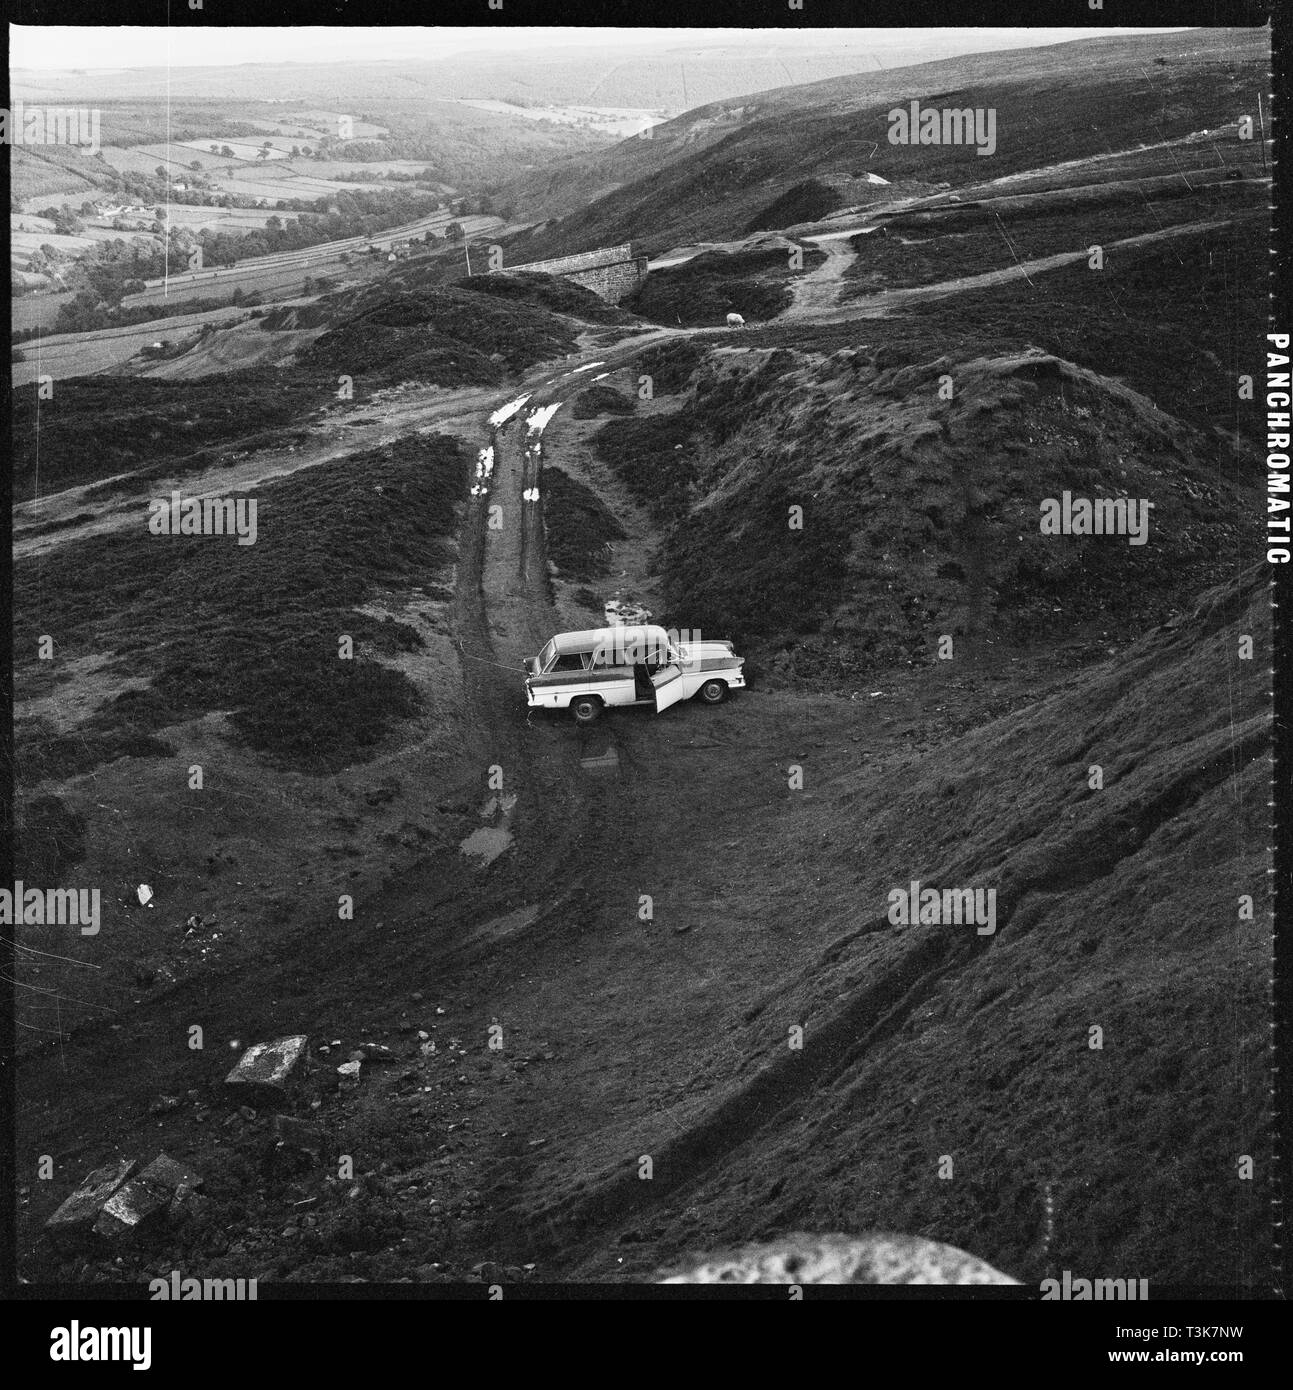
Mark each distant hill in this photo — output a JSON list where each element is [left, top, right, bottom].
[[495, 27, 1268, 257], [9, 33, 1102, 112]]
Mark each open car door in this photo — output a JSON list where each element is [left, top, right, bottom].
[[651, 663, 688, 713]]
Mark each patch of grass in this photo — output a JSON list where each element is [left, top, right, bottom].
[[541, 468, 626, 581], [12, 373, 322, 501], [456, 270, 634, 325], [14, 434, 466, 777], [637, 339, 703, 394], [591, 409, 700, 520], [299, 285, 579, 389], [744, 178, 844, 233], [13, 793, 89, 880], [627, 247, 821, 327], [571, 384, 635, 418]]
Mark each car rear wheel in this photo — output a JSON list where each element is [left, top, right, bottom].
[[699, 679, 727, 705], [571, 696, 603, 724]]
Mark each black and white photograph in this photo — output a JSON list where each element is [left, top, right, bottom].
[[4, 0, 1286, 1347]]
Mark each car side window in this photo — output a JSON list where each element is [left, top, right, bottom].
[[552, 653, 587, 672]]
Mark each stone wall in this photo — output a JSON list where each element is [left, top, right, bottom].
[[506, 243, 648, 305]]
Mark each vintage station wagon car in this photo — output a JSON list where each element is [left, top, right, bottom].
[[525, 625, 745, 723]]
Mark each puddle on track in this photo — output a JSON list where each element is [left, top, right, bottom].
[[579, 740, 621, 776], [459, 792, 518, 865]]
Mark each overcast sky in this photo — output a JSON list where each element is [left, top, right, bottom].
[[10, 25, 1191, 70]]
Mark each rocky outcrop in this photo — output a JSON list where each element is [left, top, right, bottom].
[[659, 1232, 1019, 1284]]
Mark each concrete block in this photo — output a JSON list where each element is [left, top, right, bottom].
[[92, 1152, 205, 1243], [45, 1158, 137, 1249], [225, 1035, 309, 1100]]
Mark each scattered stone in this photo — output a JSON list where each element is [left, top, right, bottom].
[[225, 1035, 309, 1102], [148, 1095, 181, 1116], [45, 1159, 137, 1249], [411, 992, 424, 1002], [337, 1060, 362, 1083], [238, 1106, 257, 1122]]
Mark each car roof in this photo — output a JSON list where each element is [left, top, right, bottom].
[[551, 626, 669, 654]]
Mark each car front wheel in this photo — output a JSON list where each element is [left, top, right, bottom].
[[699, 679, 727, 705], [571, 696, 603, 724]]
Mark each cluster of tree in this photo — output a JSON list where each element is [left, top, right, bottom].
[[194, 190, 442, 266], [35, 205, 86, 235], [36, 280, 261, 338]]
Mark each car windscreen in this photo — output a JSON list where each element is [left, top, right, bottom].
[[538, 640, 556, 671]]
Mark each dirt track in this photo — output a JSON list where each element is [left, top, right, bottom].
[[789, 237, 857, 314]]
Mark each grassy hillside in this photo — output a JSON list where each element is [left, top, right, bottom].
[[497, 28, 1268, 257], [652, 347, 1249, 674]]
